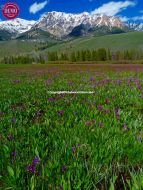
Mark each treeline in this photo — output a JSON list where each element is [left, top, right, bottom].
[[1, 48, 143, 64], [48, 49, 143, 62], [1, 55, 46, 64]]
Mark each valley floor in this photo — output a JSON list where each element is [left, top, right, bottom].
[[1, 63, 143, 72]]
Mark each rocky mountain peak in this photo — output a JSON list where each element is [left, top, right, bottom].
[[34, 12, 125, 37]]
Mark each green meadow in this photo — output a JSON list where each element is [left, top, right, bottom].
[[1, 64, 143, 189]]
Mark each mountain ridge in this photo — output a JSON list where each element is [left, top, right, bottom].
[[0, 11, 142, 40]]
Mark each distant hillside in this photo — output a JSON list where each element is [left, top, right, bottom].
[[0, 40, 37, 57], [0, 30, 15, 41], [0, 32, 143, 59], [16, 28, 55, 41], [46, 32, 143, 53]]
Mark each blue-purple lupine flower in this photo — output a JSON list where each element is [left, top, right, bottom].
[[86, 119, 96, 127], [97, 105, 103, 112], [115, 108, 120, 120], [72, 146, 76, 153], [123, 124, 128, 130], [104, 98, 110, 104], [7, 134, 14, 141], [27, 157, 40, 174], [11, 118, 16, 124], [13, 80, 21, 84], [48, 97, 57, 103], [90, 77, 95, 82], [27, 164, 36, 174], [45, 79, 53, 86], [0, 111, 4, 117], [73, 112, 78, 116], [86, 121, 92, 127], [61, 165, 68, 174], [32, 157, 40, 165], [11, 150, 17, 161], [103, 109, 110, 114]]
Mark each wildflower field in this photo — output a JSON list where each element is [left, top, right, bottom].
[[1, 64, 143, 190]]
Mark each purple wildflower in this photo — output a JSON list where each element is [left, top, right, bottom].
[[103, 109, 110, 114], [48, 97, 57, 103], [27, 157, 40, 174], [32, 157, 40, 165], [11, 118, 16, 124], [13, 80, 21, 84], [36, 109, 44, 117], [97, 105, 103, 112], [0, 111, 4, 117], [73, 111, 78, 116], [72, 146, 76, 153], [45, 79, 53, 86], [112, 96, 116, 100], [123, 124, 128, 130], [104, 98, 110, 104], [11, 150, 17, 161], [58, 110, 64, 117], [86, 121, 92, 127], [7, 134, 14, 141], [27, 165, 36, 174], [90, 77, 95, 82], [61, 165, 68, 174], [115, 108, 121, 120], [86, 119, 96, 127]]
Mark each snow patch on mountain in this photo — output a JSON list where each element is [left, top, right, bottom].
[[127, 22, 143, 31], [0, 18, 36, 34]]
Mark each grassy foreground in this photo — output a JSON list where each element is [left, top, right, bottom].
[[1, 64, 143, 189]]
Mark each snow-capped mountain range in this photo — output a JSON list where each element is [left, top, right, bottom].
[[127, 22, 143, 31], [0, 11, 142, 39], [34, 12, 124, 37], [0, 18, 36, 34]]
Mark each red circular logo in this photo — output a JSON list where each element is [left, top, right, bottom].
[[2, 2, 20, 19]]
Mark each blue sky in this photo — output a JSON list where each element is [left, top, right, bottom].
[[0, 0, 143, 22]]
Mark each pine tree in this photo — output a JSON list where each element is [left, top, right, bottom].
[[97, 48, 107, 61], [76, 51, 81, 62], [81, 50, 86, 61], [91, 50, 97, 61], [70, 52, 76, 62], [85, 49, 91, 61], [107, 49, 112, 60]]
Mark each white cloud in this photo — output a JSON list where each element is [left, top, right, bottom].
[[91, 1, 136, 16], [132, 15, 143, 21], [29, 1, 48, 14], [120, 16, 130, 22], [120, 15, 143, 22], [139, 10, 143, 14]]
